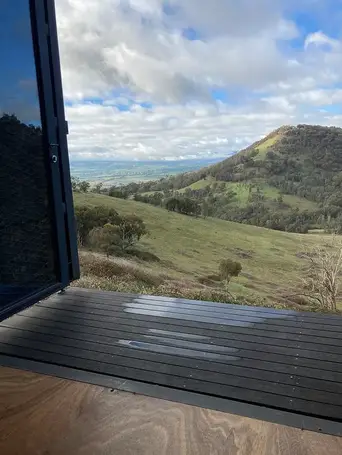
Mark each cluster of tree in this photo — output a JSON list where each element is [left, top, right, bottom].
[[134, 193, 201, 217], [165, 197, 201, 216], [134, 192, 163, 206], [107, 186, 127, 199], [71, 177, 91, 193], [74, 205, 147, 254], [125, 183, 315, 232], [216, 204, 313, 233]]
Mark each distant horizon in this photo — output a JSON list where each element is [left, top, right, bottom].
[[69, 156, 225, 186], [69, 156, 226, 163]]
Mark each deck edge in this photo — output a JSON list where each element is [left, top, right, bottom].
[[0, 354, 341, 437]]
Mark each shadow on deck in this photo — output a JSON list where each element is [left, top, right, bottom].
[[0, 287, 342, 436]]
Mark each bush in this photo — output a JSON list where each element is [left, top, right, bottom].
[[75, 206, 148, 253], [165, 197, 201, 216], [75, 205, 120, 245], [112, 215, 148, 251], [108, 187, 127, 199], [88, 224, 122, 255], [219, 259, 242, 282]]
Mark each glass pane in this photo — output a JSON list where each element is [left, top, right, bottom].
[[0, 0, 58, 307]]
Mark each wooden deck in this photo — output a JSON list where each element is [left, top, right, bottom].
[[1, 366, 342, 455], [0, 287, 342, 435]]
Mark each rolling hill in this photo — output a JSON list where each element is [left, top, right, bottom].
[[73, 192, 333, 310], [128, 125, 342, 233]]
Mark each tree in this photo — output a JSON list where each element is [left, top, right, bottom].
[[299, 236, 342, 311], [71, 176, 81, 191], [74, 205, 120, 245], [165, 197, 179, 212], [113, 215, 147, 251], [202, 201, 209, 219], [92, 182, 103, 194], [277, 194, 284, 204], [78, 180, 90, 193], [219, 259, 242, 288], [108, 186, 127, 199]]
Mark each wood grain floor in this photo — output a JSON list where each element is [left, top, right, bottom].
[[0, 367, 341, 455]]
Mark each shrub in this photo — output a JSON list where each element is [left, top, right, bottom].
[[88, 224, 122, 256], [219, 259, 242, 282], [112, 215, 148, 251], [75, 205, 120, 245]]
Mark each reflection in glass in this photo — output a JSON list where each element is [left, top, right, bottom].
[[0, 1, 57, 307]]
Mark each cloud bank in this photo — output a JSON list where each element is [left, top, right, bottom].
[[55, 0, 342, 160]]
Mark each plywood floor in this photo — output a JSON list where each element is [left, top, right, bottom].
[[0, 367, 341, 455]]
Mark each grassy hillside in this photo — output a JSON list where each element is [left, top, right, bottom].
[[178, 180, 317, 211], [129, 125, 342, 233], [74, 192, 332, 310]]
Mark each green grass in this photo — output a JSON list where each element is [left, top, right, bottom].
[[181, 181, 317, 211], [177, 178, 211, 193], [74, 192, 328, 308], [176, 177, 317, 212], [254, 134, 280, 159]]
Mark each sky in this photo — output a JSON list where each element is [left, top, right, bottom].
[[0, 0, 41, 125], [3, 0, 342, 161]]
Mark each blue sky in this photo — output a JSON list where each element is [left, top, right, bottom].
[[0, 0, 41, 124], [2, 1, 342, 160]]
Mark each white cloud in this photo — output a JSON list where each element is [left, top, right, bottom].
[[304, 31, 339, 50], [55, 0, 342, 160], [65, 100, 342, 160]]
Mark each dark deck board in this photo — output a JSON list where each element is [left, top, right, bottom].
[[1, 287, 342, 428], [63, 287, 342, 322], [7, 310, 342, 367], [66, 290, 342, 328], [5, 313, 342, 360], [2, 324, 342, 399], [25, 296, 342, 344], [42, 294, 342, 331], [16, 308, 342, 350], [32, 301, 342, 344], [34, 303, 342, 344], [6, 315, 342, 388]]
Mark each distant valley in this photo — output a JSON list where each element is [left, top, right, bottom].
[[69, 158, 223, 186]]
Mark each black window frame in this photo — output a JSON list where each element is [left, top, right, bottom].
[[0, 0, 79, 321]]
